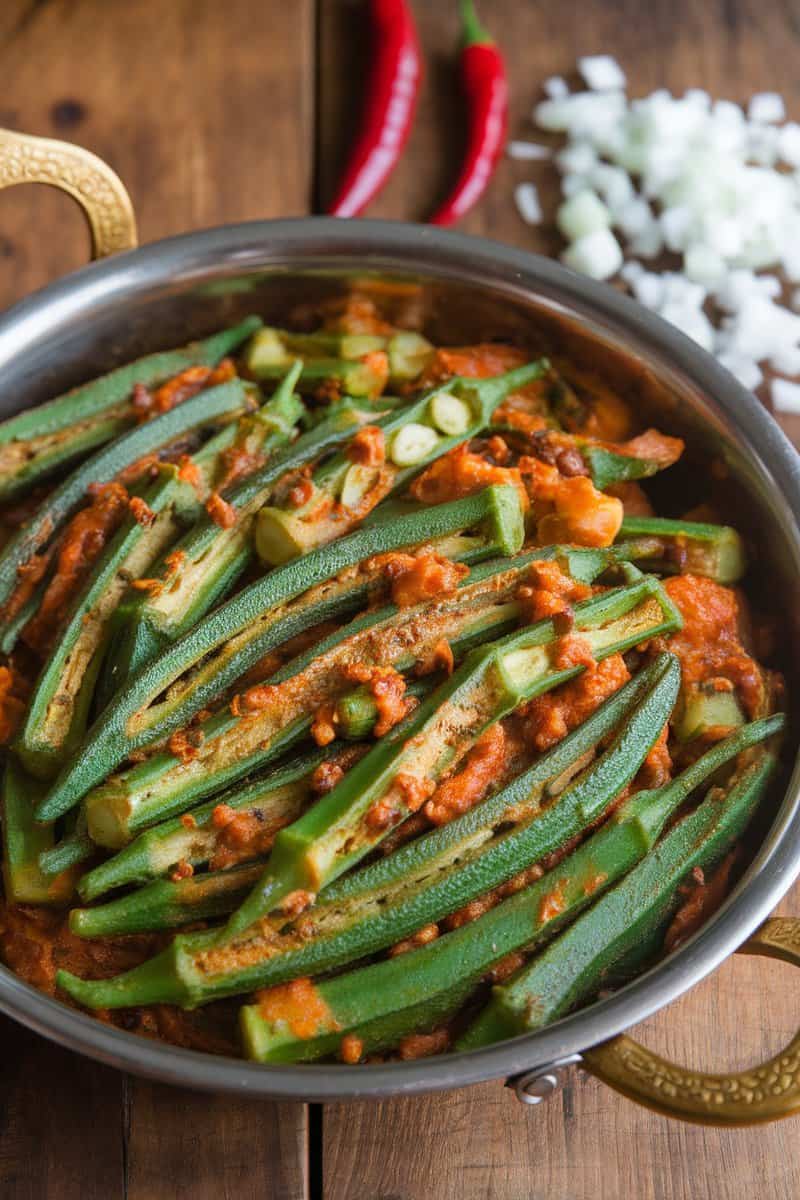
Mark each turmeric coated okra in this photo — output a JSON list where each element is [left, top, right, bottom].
[[236, 719, 782, 1064], [36, 484, 526, 822], [0, 378, 252, 643], [0, 300, 788, 1069], [0, 315, 261, 503], [77, 545, 610, 850], [59, 653, 679, 1001]]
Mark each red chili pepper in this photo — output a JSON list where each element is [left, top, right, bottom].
[[429, 0, 508, 227], [327, 0, 422, 219]]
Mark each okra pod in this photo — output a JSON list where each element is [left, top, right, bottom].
[[0, 316, 261, 502], [614, 516, 746, 584], [68, 656, 679, 1002], [79, 546, 614, 851], [38, 810, 93, 878], [223, 574, 681, 938], [74, 651, 665, 942], [21, 370, 303, 775], [37, 486, 525, 822], [100, 395, 400, 694], [459, 735, 780, 1048], [236, 717, 781, 1063], [0, 379, 251, 633], [77, 747, 331, 900], [70, 861, 267, 939], [2, 760, 74, 904], [255, 362, 547, 566], [96, 364, 307, 695], [16, 468, 184, 779], [245, 328, 434, 390]]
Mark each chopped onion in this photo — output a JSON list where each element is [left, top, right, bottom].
[[508, 140, 552, 161], [561, 229, 623, 280], [514, 182, 543, 225], [543, 76, 569, 100], [772, 378, 800, 413], [520, 65, 800, 397], [748, 93, 786, 124], [556, 189, 611, 240], [578, 55, 626, 92]]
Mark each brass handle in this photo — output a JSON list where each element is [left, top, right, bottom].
[[582, 917, 800, 1125], [0, 128, 137, 258]]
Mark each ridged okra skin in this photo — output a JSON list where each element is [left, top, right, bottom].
[[0, 316, 261, 502], [255, 362, 548, 567], [2, 759, 74, 905], [54, 654, 673, 1006], [35, 486, 526, 824], [97, 372, 385, 692], [71, 546, 613, 857], [459, 739, 780, 1049], [0, 378, 251, 639], [16, 468, 185, 781], [614, 516, 746, 584], [222, 573, 682, 939], [53, 578, 682, 1011], [237, 717, 782, 1064], [66, 656, 679, 1003]]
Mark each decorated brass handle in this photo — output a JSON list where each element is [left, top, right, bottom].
[[582, 917, 800, 1126], [0, 128, 137, 259]]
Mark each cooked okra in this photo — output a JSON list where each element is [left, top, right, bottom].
[[0, 316, 261, 503], [0, 308, 785, 1068]]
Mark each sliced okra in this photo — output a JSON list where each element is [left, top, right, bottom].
[[0, 379, 251, 639], [459, 738, 780, 1047], [36, 486, 526, 824], [0, 316, 261, 502], [255, 362, 547, 567], [614, 516, 746, 584]]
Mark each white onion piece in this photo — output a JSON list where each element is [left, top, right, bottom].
[[561, 229, 623, 279], [772, 378, 800, 412], [514, 182, 543, 225], [578, 55, 626, 92]]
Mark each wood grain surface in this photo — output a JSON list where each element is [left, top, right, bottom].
[[2, 1, 800, 1197]]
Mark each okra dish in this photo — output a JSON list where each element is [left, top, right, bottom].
[[0, 290, 787, 1066]]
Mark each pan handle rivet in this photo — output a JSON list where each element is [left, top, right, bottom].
[[508, 1054, 583, 1106]]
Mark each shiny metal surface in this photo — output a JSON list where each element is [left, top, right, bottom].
[[1, 218, 799, 1101]]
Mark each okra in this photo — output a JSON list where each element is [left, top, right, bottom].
[[37, 486, 525, 823], [0, 316, 261, 502], [78, 546, 613, 851], [255, 362, 547, 566], [0, 379, 251, 633], [674, 686, 745, 743], [236, 717, 781, 1063], [74, 649, 662, 942], [66, 655, 681, 1004], [77, 747, 332, 901], [459, 736, 780, 1048], [100, 395, 399, 693], [2, 760, 74, 904], [245, 327, 434, 390], [223, 574, 681, 938], [16, 468, 185, 780], [70, 861, 267, 939], [18, 374, 306, 775], [38, 810, 93, 878], [95, 364, 307, 695], [614, 516, 746, 584]]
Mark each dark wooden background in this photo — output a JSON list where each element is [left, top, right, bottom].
[[1, 2, 800, 1196]]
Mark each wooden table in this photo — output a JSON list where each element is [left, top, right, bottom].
[[1, 2, 799, 1196]]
